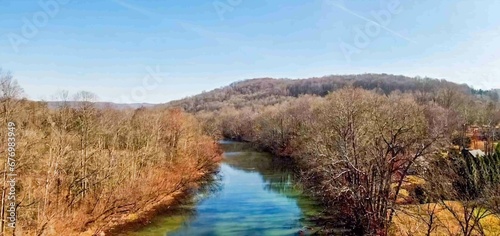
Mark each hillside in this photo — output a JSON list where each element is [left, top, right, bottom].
[[166, 73, 481, 113]]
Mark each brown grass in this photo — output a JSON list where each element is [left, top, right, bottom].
[[392, 201, 500, 236]]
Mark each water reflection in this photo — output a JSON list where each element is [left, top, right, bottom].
[[126, 141, 320, 236]]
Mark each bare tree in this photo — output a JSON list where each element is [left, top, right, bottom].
[[297, 88, 445, 235], [0, 69, 24, 122]]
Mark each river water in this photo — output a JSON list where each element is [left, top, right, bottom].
[[125, 141, 321, 236]]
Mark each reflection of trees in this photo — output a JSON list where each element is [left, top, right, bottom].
[[263, 173, 295, 195], [160, 168, 224, 231], [196, 169, 224, 201], [219, 141, 253, 153], [221, 144, 322, 222], [223, 148, 299, 196]]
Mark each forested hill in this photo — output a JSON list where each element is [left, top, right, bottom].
[[166, 73, 496, 113]]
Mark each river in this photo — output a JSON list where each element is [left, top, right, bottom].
[[124, 141, 321, 236]]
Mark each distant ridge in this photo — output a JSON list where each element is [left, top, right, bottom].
[[165, 73, 489, 113], [46, 101, 156, 110]]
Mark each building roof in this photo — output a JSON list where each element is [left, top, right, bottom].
[[469, 149, 485, 157]]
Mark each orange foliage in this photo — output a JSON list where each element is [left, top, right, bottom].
[[2, 102, 221, 235]]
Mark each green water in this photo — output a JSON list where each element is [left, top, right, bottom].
[[125, 141, 321, 236]]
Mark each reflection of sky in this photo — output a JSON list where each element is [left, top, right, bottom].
[[168, 163, 302, 236]]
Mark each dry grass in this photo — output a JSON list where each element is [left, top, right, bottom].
[[392, 201, 500, 236], [392, 175, 427, 204]]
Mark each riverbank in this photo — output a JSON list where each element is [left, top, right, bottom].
[[123, 140, 323, 235], [99, 167, 220, 236], [221, 137, 500, 235]]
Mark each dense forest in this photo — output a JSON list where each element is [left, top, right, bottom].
[[0, 71, 222, 235], [168, 74, 500, 235]]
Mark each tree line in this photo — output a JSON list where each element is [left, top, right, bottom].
[[0, 70, 221, 235]]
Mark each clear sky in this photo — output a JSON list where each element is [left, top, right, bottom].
[[1, 0, 499, 103]]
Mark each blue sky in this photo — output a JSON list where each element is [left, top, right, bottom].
[[1, 0, 499, 103]]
